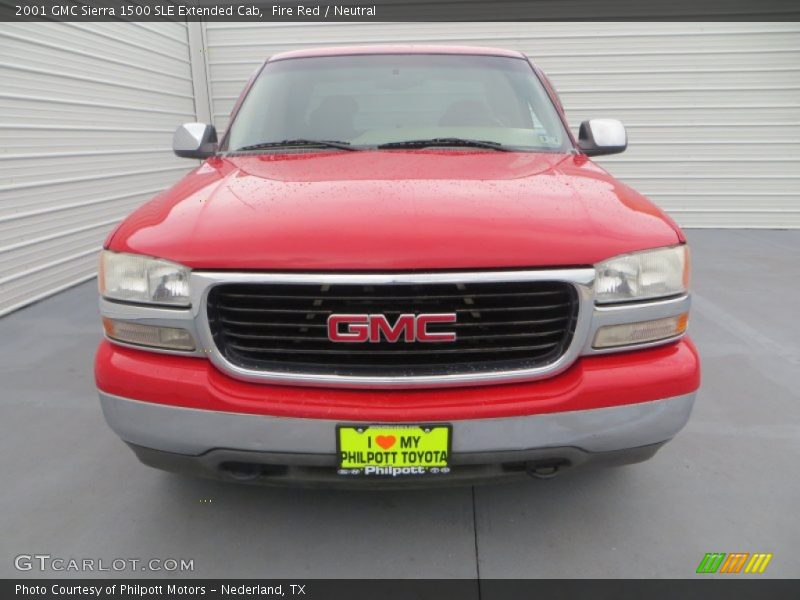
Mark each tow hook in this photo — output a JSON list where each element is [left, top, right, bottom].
[[526, 460, 567, 479], [221, 462, 263, 481]]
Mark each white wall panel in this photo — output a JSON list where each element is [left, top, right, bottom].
[[0, 22, 197, 316], [203, 22, 800, 229], [1, 21, 798, 317]]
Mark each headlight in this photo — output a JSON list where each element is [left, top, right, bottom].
[[594, 245, 689, 304], [99, 251, 191, 306]]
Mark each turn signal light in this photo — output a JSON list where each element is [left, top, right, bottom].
[[593, 313, 688, 349], [102, 318, 196, 351]]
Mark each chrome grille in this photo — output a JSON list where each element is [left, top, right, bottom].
[[207, 279, 579, 377]]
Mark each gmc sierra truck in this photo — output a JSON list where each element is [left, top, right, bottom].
[[95, 45, 700, 486]]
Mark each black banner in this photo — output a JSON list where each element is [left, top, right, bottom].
[[1, 0, 799, 22], [4, 579, 800, 600]]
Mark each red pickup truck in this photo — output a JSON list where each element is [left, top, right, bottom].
[[95, 45, 700, 485]]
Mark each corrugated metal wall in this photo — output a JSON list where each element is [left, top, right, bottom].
[[203, 22, 800, 228], [1, 22, 798, 316], [0, 23, 197, 316]]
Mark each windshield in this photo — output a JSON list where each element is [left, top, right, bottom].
[[224, 54, 572, 153]]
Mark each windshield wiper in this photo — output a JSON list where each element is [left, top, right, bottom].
[[234, 139, 358, 152], [377, 137, 511, 151]]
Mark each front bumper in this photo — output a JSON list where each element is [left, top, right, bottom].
[[100, 389, 694, 457], [96, 339, 699, 485], [100, 391, 694, 486]]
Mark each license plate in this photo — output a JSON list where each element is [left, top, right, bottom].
[[336, 424, 451, 477]]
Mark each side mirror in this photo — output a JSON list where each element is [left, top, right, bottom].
[[173, 123, 218, 159], [578, 119, 627, 156]]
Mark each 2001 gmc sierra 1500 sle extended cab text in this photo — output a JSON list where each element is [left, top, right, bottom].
[[95, 45, 700, 486]]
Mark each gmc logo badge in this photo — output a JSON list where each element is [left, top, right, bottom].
[[327, 313, 457, 343]]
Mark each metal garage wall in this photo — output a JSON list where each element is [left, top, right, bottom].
[[0, 23, 198, 316], [203, 22, 800, 228]]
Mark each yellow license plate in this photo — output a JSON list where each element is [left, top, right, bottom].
[[337, 424, 451, 477]]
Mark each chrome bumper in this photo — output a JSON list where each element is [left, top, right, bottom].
[[99, 391, 696, 458]]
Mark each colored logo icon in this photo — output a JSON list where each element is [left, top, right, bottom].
[[696, 553, 773, 574]]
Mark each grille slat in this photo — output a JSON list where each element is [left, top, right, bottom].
[[212, 302, 572, 315], [207, 279, 579, 377], [216, 290, 566, 301], [227, 342, 560, 355], [218, 315, 571, 330], [223, 328, 565, 342]]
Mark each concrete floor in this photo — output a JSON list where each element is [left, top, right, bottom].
[[1, 230, 798, 579]]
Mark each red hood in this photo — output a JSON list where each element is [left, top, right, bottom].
[[108, 151, 682, 270]]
